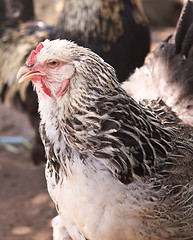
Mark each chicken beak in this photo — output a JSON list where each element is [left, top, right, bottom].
[[17, 65, 41, 83]]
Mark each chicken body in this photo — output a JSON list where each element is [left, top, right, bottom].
[[47, 152, 160, 240], [18, 39, 193, 240]]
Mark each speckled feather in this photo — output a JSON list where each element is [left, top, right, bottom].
[[18, 39, 193, 240]]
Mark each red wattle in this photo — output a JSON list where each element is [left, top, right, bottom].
[[41, 80, 51, 97], [58, 79, 69, 97]]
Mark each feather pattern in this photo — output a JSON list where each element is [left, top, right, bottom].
[[16, 39, 193, 239]]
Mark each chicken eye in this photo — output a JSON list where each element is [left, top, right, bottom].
[[47, 60, 59, 68]]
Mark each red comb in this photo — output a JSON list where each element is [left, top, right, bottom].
[[26, 42, 44, 66]]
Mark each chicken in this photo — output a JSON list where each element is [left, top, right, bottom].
[[0, 0, 150, 164], [53, 0, 150, 82], [0, 26, 52, 162], [17, 39, 193, 240], [122, 0, 193, 125]]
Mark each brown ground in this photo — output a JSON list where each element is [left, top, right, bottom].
[[0, 104, 56, 240], [0, 28, 174, 240]]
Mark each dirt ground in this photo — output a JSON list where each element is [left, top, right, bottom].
[[0, 27, 174, 240], [0, 104, 56, 240]]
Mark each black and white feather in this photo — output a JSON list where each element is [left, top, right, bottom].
[[18, 39, 193, 240]]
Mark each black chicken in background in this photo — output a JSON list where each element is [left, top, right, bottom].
[[0, 0, 150, 164], [53, 0, 150, 83], [122, 0, 193, 125]]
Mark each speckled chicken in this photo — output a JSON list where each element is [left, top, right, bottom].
[[17, 39, 193, 240], [122, 0, 193, 125], [0, 0, 150, 164]]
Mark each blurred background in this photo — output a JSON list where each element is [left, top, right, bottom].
[[0, 0, 186, 239]]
